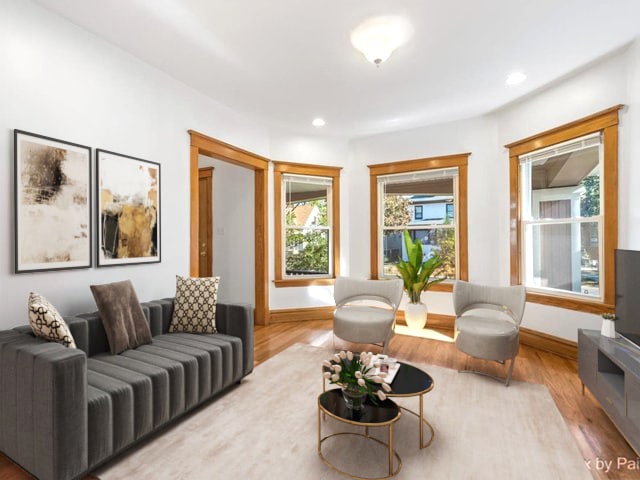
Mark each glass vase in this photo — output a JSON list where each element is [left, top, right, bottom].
[[342, 385, 366, 411]]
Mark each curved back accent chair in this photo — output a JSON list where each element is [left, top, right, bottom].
[[453, 280, 526, 386], [333, 277, 404, 355]]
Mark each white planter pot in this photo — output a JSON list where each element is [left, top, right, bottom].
[[601, 319, 617, 338], [405, 303, 428, 330]]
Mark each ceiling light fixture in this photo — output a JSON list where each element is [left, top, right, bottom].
[[506, 71, 527, 85], [312, 118, 326, 127], [351, 16, 412, 67]]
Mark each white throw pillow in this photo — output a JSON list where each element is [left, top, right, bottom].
[[169, 275, 220, 334], [28, 292, 76, 348]]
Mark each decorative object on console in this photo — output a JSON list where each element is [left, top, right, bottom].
[[96, 149, 160, 266], [323, 350, 391, 409], [28, 292, 76, 348], [14, 130, 92, 273], [90, 279, 152, 354], [169, 275, 220, 333], [396, 229, 444, 330], [601, 313, 617, 338]]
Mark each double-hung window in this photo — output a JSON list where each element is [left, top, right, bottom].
[[507, 105, 621, 312], [273, 162, 341, 287], [368, 154, 469, 290]]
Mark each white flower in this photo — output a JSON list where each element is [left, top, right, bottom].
[[347, 351, 353, 360], [376, 390, 387, 401], [339, 351, 347, 359], [322, 360, 332, 368], [372, 376, 383, 384], [382, 383, 391, 392], [323, 372, 331, 379], [355, 370, 362, 379], [358, 378, 366, 387], [333, 365, 342, 373], [331, 373, 340, 382], [333, 354, 341, 363], [373, 361, 381, 368], [378, 372, 387, 378]]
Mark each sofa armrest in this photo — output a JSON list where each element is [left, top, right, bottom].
[[0, 335, 87, 480], [215, 303, 254, 376]]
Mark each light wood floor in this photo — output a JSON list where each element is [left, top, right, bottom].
[[0, 320, 636, 480]]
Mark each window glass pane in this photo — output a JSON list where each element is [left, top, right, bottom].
[[525, 144, 600, 220], [285, 180, 328, 227], [524, 221, 600, 297], [382, 228, 456, 279], [383, 177, 455, 227], [285, 228, 329, 276]]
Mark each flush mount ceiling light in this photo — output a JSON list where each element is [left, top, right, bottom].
[[350, 16, 413, 66], [312, 118, 326, 127], [506, 71, 527, 85]]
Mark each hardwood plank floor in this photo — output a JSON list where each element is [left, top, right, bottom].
[[1, 320, 636, 479]]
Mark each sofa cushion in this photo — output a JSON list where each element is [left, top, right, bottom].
[[169, 276, 219, 334], [87, 386, 113, 468], [90, 280, 152, 354], [28, 292, 76, 348]]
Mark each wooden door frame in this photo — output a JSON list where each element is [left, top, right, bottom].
[[189, 130, 269, 325]]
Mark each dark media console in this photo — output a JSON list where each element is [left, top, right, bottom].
[[578, 329, 640, 454]]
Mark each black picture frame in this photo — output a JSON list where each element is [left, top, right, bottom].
[[96, 149, 161, 267], [14, 129, 92, 273]]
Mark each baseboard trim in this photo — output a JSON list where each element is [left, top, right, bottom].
[[269, 306, 335, 323], [268, 307, 578, 359], [519, 327, 577, 360]]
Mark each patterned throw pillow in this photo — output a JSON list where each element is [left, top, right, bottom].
[[28, 292, 77, 348], [169, 275, 220, 334]]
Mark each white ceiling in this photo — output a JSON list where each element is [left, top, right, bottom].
[[34, 0, 640, 137]]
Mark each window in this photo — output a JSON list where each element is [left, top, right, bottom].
[[507, 105, 621, 313], [273, 162, 341, 287], [368, 154, 469, 291]]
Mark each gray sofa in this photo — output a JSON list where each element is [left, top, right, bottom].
[[0, 298, 254, 480]]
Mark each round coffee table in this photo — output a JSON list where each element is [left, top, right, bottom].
[[317, 389, 402, 479], [387, 362, 435, 449]]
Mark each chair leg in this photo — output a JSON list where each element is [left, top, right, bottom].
[[505, 357, 516, 387], [382, 341, 388, 355]]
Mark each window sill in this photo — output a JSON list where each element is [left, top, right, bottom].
[[273, 278, 336, 288], [525, 290, 613, 314]]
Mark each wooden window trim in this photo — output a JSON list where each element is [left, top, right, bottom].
[[368, 153, 469, 283], [273, 161, 342, 288], [506, 105, 623, 314]]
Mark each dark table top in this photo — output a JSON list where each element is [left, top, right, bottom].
[[318, 389, 400, 426], [388, 362, 434, 397]]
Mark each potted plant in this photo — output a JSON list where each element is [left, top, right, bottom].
[[323, 350, 391, 410], [396, 229, 445, 330], [601, 313, 617, 338]]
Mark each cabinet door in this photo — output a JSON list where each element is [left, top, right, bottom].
[[578, 331, 597, 388], [626, 375, 640, 449]]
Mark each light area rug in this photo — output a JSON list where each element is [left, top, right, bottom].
[[93, 344, 591, 480]]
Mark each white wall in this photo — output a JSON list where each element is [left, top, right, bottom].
[[267, 130, 350, 309], [0, 0, 269, 329], [198, 156, 255, 305], [349, 47, 635, 340]]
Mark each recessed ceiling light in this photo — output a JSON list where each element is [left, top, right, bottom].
[[312, 118, 326, 127], [506, 71, 527, 85]]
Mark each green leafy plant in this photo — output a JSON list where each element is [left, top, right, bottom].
[[323, 351, 391, 403], [396, 229, 445, 304]]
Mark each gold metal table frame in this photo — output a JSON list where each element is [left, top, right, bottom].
[[317, 395, 402, 480]]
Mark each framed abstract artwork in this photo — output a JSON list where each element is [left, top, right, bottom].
[[14, 130, 92, 273], [96, 149, 161, 266]]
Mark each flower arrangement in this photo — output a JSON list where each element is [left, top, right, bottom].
[[323, 350, 391, 403], [602, 313, 617, 321]]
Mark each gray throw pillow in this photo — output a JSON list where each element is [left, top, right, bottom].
[[28, 292, 77, 348], [90, 280, 152, 354], [169, 275, 219, 334]]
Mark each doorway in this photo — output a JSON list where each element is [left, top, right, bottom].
[[189, 130, 269, 325], [198, 167, 213, 277]]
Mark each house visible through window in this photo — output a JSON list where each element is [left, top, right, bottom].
[[519, 133, 603, 298], [378, 167, 459, 280]]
